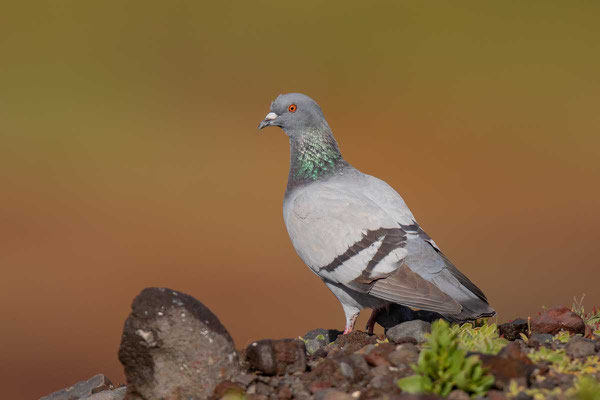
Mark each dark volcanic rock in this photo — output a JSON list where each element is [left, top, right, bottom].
[[246, 339, 306, 375], [565, 336, 596, 358], [386, 320, 431, 343], [118, 287, 239, 400], [478, 342, 535, 389], [530, 306, 585, 335], [40, 374, 113, 400], [498, 318, 529, 341], [332, 331, 377, 354]]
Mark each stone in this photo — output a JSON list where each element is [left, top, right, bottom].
[[498, 318, 529, 341], [246, 339, 306, 375], [232, 373, 257, 388], [363, 343, 395, 367], [314, 389, 353, 400], [333, 331, 377, 354], [386, 320, 431, 343], [246, 395, 268, 400], [447, 389, 470, 400], [497, 342, 531, 363], [303, 329, 343, 354], [565, 336, 596, 358], [254, 382, 272, 396], [369, 374, 394, 391], [388, 343, 419, 367], [348, 353, 371, 377], [486, 390, 508, 400], [391, 336, 418, 345], [309, 381, 332, 394], [277, 386, 293, 400], [530, 306, 585, 335], [305, 358, 351, 391], [369, 365, 390, 378], [338, 361, 355, 380], [40, 374, 113, 400], [514, 392, 534, 400], [86, 387, 127, 400], [527, 333, 553, 348], [478, 342, 535, 389], [118, 287, 239, 400]]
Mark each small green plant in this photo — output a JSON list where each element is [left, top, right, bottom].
[[450, 321, 508, 354], [572, 294, 600, 334], [553, 330, 572, 344], [508, 375, 600, 400], [573, 375, 600, 400], [397, 320, 494, 397], [528, 347, 600, 375], [573, 294, 587, 318]]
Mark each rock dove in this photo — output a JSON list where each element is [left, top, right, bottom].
[[258, 93, 495, 334]]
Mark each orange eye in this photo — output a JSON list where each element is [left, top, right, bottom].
[[288, 104, 297, 113]]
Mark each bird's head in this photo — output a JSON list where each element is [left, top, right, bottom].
[[258, 93, 328, 137]]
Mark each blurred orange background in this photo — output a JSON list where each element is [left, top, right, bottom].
[[1, 2, 599, 399]]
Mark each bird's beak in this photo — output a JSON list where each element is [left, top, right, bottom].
[[258, 112, 278, 131]]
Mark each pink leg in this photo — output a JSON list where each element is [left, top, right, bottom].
[[343, 313, 359, 334]]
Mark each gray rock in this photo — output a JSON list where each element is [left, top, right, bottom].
[[118, 287, 239, 400], [369, 374, 394, 391], [85, 387, 127, 400], [386, 320, 431, 343], [369, 365, 390, 378], [40, 374, 113, 400], [338, 361, 354, 380], [447, 389, 470, 400], [246, 339, 306, 376], [348, 353, 370, 376], [527, 333, 553, 348], [388, 343, 419, 367], [232, 373, 257, 388], [302, 329, 342, 354], [313, 389, 353, 400], [566, 336, 596, 358]]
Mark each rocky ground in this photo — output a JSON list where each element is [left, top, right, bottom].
[[41, 288, 600, 400]]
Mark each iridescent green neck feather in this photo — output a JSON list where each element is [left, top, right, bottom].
[[287, 127, 345, 189]]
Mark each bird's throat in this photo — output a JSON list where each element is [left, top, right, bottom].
[[287, 128, 343, 188]]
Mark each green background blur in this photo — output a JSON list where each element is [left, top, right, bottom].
[[1, 2, 599, 399]]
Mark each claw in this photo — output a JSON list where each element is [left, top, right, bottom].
[[366, 305, 390, 335]]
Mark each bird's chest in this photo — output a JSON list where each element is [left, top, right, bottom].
[[282, 189, 328, 272]]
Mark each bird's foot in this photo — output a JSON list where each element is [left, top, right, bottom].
[[343, 313, 359, 334], [366, 305, 391, 335]]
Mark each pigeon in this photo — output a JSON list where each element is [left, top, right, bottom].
[[258, 93, 495, 334]]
